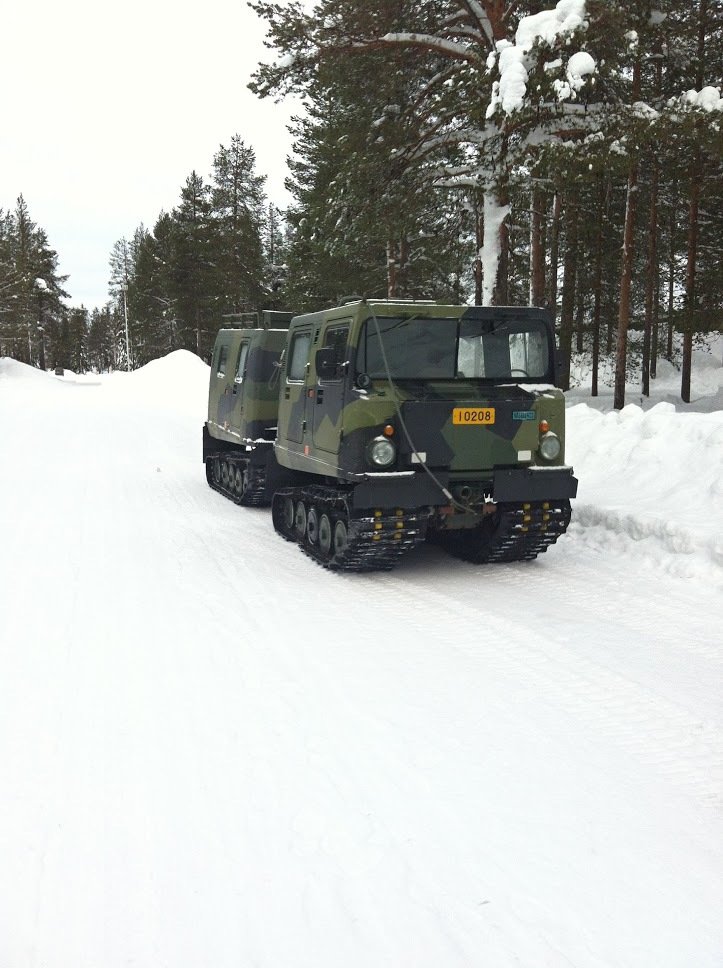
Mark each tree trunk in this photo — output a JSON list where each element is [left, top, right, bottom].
[[591, 186, 604, 398], [642, 155, 658, 396], [495, 194, 510, 306], [548, 192, 562, 326], [494, 137, 510, 306], [387, 240, 398, 298], [558, 198, 578, 390], [681, 149, 701, 403], [530, 185, 546, 306], [614, 162, 639, 410], [400, 237, 410, 296], [681, 0, 707, 401], [575, 282, 585, 354], [481, 188, 510, 306], [649, 53, 663, 382], [667, 180, 677, 360], [651, 247, 660, 380], [605, 257, 615, 356], [474, 197, 483, 306], [613, 57, 641, 411]]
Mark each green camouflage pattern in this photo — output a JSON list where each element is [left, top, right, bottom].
[[275, 301, 571, 501], [207, 327, 287, 445]]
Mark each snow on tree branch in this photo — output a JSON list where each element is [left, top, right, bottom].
[[379, 33, 480, 64], [486, 0, 593, 118], [458, 0, 496, 49]]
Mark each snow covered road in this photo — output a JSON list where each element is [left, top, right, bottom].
[[1, 353, 721, 967]]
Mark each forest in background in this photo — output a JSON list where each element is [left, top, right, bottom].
[[1, 0, 720, 408]]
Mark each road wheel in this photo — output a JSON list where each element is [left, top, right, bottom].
[[281, 495, 295, 532], [307, 508, 319, 545], [333, 518, 349, 557], [318, 513, 333, 556], [234, 467, 245, 496], [221, 461, 229, 486], [294, 500, 307, 539], [213, 457, 222, 484]]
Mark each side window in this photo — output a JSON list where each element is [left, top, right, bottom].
[[287, 331, 312, 381], [217, 344, 229, 377], [234, 342, 250, 383], [321, 325, 350, 381]]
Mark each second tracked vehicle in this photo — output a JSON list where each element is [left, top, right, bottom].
[[204, 299, 578, 572], [203, 311, 293, 506]]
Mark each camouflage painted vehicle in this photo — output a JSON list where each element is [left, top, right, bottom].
[[203, 311, 293, 505], [204, 299, 578, 572]]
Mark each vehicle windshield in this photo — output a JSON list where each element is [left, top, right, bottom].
[[357, 315, 552, 381]]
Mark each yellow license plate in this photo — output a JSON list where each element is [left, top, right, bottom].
[[452, 407, 496, 425]]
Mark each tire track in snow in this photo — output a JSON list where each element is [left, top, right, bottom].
[[383, 561, 723, 810], [571, 502, 723, 585]]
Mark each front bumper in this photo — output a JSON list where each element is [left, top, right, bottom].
[[493, 466, 578, 502], [351, 465, 577, 509]]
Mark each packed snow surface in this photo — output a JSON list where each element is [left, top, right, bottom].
[[1, 347, 721, 968]]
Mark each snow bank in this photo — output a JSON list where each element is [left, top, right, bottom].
[[108, 349, 209, 389], [567, 402, 723, 576], [0, 356, 58, 385], [1, 350, 210, 413], [564, 338, 723, 580], [103, 349, 210, 414]]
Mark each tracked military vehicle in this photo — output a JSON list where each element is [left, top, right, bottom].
[[203, 311, 294, 506], [204, 300, 577, 572]]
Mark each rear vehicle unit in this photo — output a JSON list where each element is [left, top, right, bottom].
[[203, 311, 293, 506]]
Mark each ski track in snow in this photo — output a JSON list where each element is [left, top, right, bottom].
[[0, 354, 721, 968]]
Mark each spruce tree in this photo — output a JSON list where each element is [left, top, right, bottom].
[[0, 196, 68, 366], [211, 135, 266, 313]]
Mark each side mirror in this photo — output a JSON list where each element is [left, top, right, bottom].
[[315, 347, 339, 380], [554, 349, 566, 386]]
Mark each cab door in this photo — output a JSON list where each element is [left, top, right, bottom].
[[228, 338, 251, 435], [279, 325, 313, 446], [312, 321, 350, 455], [209, 337, 235, 432]]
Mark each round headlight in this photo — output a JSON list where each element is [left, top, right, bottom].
[[367, 436, 396, 467], [539, 432, 561, 461]]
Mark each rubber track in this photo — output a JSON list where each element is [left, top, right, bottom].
[[205, 456, 268, 507], [272, 485, 430, 573], [437, 500, 572, 564]]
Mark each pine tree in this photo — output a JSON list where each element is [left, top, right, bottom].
[[0, 196, 68, 366], [172, 171, 218, 357], [256, 1, 475, 306], [67, 307, 89, 372], [250, 1, 601, 306], [211, 135, 266, 312], [87, 306, 114, 372]]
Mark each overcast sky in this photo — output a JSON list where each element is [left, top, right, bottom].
[[1, 0, 298, 309]]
